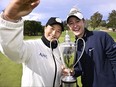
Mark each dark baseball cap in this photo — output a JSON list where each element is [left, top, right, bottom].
[[46, 17, 64, 31]]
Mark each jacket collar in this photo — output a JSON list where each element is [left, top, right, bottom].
[[41, 35, 58, 49]]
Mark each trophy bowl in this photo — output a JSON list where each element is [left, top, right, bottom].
[[60, 41, 77, 87], [59, 31, 85, 87], [60, 41, 76, 70]]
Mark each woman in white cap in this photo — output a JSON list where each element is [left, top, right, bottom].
[[66, 7, 116, 87], [0, 0, 65, 87]]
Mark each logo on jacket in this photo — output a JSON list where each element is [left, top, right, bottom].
[[39, 53, 47, 58], [113, 43, 116, 48]]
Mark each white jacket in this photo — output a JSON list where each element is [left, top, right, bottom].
[[0, 36, 3, 53], [0, 14, 63, 87]]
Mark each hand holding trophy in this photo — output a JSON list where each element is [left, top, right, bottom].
[[60, 30, 85, 87]]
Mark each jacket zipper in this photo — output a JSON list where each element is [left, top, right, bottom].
[[52, 50, 57, 87]]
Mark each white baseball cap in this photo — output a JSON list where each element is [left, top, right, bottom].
[[67, 7, 84, 23]]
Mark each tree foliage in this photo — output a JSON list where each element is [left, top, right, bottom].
[[90, 12, 103, 30], [100, 20, 107, 27], [24, 20, 43, 36], [107, 10, 116, 31]]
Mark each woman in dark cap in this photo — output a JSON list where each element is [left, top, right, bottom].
[[0, 0, 65, 87]]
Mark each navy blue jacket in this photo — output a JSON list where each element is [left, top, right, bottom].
[[74, 29, 116, 87]]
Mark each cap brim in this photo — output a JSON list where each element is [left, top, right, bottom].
[[66, 12, 83, 23], [49, 23, 64, 31]]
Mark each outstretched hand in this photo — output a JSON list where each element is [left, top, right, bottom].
[[3, 0, 40, 20]]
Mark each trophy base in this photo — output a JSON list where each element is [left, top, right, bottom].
[[61, 76, 77, 87], [62, 75, 76, 82]]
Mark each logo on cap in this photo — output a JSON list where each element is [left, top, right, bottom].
[[55, 18, 62, 23]]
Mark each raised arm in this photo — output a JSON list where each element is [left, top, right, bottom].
[[0, 0, 40, 63], [3, 0, 40, 22]]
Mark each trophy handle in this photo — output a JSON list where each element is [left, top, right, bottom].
[[73, 38, 85, 67]]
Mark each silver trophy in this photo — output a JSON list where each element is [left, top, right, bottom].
[[60, 30, 85, 87]]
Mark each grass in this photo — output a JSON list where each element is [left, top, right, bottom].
[[0, 53, 22, 87], [108, 32, 116, 41], [0, 29, 115, 87]]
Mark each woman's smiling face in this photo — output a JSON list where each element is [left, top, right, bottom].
[[67, 16, 85, 38], [44, 24, 62, 41]]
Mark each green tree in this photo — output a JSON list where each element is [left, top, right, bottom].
[[24, 20, 43, 36], [90, 12, 103, 30], [107, 10, 116, 31], [100, 20, 107, 27]]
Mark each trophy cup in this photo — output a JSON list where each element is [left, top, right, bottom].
[[60, 30, 85, 87]]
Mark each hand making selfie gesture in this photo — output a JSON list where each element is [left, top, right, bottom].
[[3, 0, 40, 21]]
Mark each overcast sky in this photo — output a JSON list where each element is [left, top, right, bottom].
[[0, 0, 116, 25]]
